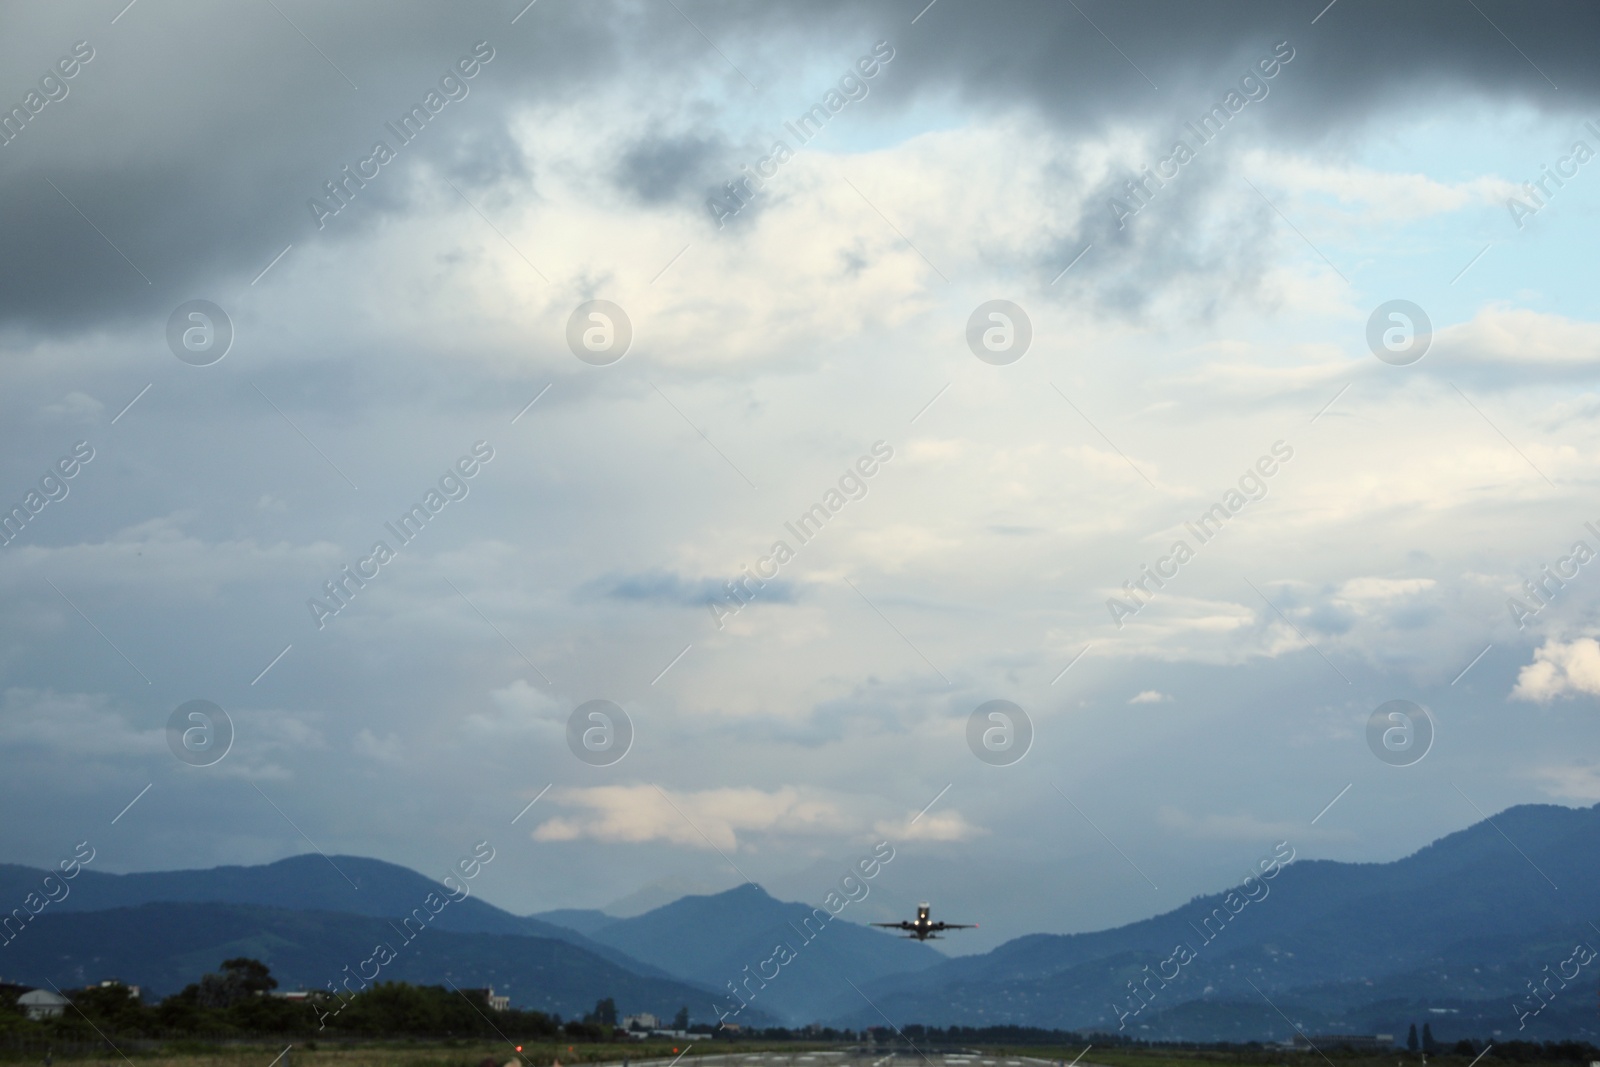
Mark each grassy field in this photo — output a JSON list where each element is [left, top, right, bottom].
[[0, 1041, 839, 1067], [982, 1049, 1566, 1067]]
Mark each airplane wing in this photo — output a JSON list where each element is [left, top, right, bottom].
[[871, 921, 914, 930], [929, 922, 977, 930]]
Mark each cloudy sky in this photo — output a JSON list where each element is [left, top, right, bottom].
[[5, 0, 1600, 953]]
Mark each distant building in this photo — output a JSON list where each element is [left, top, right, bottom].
[[17, 990, 69, 1019], [463, 987, 510, 1012], [98, 980, 141, 999], [624, 1012, 660, 1030]]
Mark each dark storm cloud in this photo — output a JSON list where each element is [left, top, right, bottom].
[[440, 124, 533, 189], [614, 132, 728, 204], [1051, 148, 1282, 320], [4, 0, 1597, 338], [0, 0, 707, 336], [688, 0, 1599, 319], [696, 0, 1600, 319], [711, 0, 1596, 132]]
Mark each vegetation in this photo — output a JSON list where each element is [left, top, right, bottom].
[[0, 959, 857, 1061], [5, 967, 1599, 1067], [0, 960, 621, 1044]]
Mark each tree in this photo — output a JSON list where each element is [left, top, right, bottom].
[[1407, 1023, 1419, 1051], [589, 998, 617, 1027], [69, 983, 147, 1032], [1422, 1023, 1437, 1054], [673, 1006, 689, 1031], [220, 958, 278, 996], [184, 957, 280, 1009]]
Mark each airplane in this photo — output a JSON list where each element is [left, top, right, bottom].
[[871, 902, 976, 941]]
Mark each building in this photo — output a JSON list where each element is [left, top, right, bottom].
[[17, 990, 69, 1019], [98, 980, 141, 999], [463, 987, 510, 1012], [623, 1012, 660, 1031]]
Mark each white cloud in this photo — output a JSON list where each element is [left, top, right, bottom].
[[1244, 151, 1514, 221], [1435, 305, 1600, 380], [1532, 763, 1600, 802], [1338, 577, 1437, 601], [1129, 690, 1171, 703], [470, 679, 565, 738], [0, 688, 163, 758], [0, 514, 339, 598], [1512, 638, 1600, 701], [531, 785, 855, 850], [41, 391, 104, 423], [354, 728, 406, 767], [873, 810, 986, 843]]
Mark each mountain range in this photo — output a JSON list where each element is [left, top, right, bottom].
[[820, 803, 1600, 1042], [4, 803, 1599, 1041], [0, 854, 666, 977], [0, 854, 748, 1024], [540, 884, 944, 1024]]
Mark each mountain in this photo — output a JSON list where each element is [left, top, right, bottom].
[[825, 803, 1600, 1041], [532, 909, 617, 936], [0, 901, 770, 1024], [570, 883, 944, 1025], [0, 854, 670, 980], [605, 877, 731, 918]]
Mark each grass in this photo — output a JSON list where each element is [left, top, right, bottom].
[[977, 1049, 1567, 1067], [1, 1040, 837, 1067]]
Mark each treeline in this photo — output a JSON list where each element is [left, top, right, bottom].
[[0, 959, 591, 1040]]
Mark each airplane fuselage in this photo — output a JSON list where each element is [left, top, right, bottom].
[[873, 902, 974, 941]]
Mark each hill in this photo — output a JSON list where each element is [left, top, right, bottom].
[[0, 853, 669, 980]]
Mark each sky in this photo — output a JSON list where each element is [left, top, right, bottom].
[[4, 0, 1600, 955]]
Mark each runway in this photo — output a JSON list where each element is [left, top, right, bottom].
[[592, 1049, 1076, 1067]]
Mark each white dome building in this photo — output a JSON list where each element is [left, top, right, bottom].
[[17, 989, 69, 1020]]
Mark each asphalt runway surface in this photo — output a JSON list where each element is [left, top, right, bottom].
[[597, 1050, 1079, 1067]]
